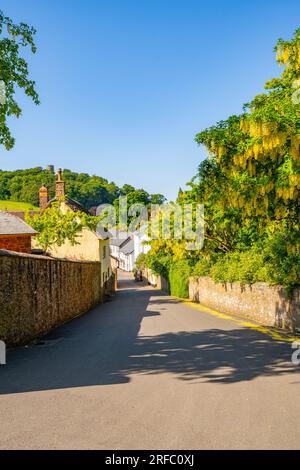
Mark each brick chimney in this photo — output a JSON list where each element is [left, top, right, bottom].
[[56, 168, 65, 198], [39, 185, 49, 211]]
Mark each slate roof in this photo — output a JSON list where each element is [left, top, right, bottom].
[[47, 197, 111, 240], [120, 238, 134, 255], [110, 230, 131, 247], [96, 225, 112, 241], [0, 211, 37, 236], [47, 197, 89, 214]]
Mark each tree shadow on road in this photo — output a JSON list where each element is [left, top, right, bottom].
[[0, 277, 297, 394]]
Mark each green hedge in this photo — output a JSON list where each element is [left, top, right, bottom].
[[169, 260, 191, 298]]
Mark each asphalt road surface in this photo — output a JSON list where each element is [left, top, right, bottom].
[[0, 271, 299, 450]]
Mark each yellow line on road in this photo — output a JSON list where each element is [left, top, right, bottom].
[[182, 299, 300, 344]]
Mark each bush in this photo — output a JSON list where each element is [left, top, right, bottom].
[[192, 257, 213, 278], [169, 260, 192, 298], [135, 253, 147, 271], [209, 250, 269, 285], [203, 238, 300, 289], [144, 251, 173, 280]]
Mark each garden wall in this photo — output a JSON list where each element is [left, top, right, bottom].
[[0, 249, 104, 346], [189, 276, 300, 331], [143, 268, 169, 294]]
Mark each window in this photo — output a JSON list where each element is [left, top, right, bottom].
[[103, 246, 107, 259]]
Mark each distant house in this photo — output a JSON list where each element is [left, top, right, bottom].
[[0, 212, 37, 254], [110, 231, 131, 259], [35, 169, 112, 287], [133, 226, 151, 260], [119, 238, 135, 272], [109, 227, 151, 272]]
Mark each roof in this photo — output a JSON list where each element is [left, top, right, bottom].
[[110, 230, 131, 247], [96, 224, 112, 241], [47, 198, 89, 214], [0, 212, 37, 236], [47, 197, 111, 240], [6, 210, 40, 222], [120, 238, 134, 255]]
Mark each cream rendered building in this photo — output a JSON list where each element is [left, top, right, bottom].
[[37, 169, 112, 287]]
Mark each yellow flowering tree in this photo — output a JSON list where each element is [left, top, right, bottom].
[[191, 29, 300, 287]]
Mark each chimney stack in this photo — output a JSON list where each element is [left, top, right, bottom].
[[39, 185, 49, 211], [56, 168, 65, 198]]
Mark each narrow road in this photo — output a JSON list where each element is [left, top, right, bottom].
[[0, 271, 299, 450]]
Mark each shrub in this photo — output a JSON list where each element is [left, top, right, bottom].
[[203, 237, 299, 289], [144, 250, 173, 280], [135, 253, 147, 271], [169, 260, 192, 298], [192, 257, 213, 278]]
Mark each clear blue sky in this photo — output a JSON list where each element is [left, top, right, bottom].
[[1, 0, 300, 200]]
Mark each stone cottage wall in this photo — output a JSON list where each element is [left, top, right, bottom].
[[0, 250, 104, 346], [189, 276, 300, 331]]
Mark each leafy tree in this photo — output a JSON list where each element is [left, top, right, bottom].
[[0, 166, 159, 210], [0, 10, 39, 149], [120, 184, 135, 195], [145, 28, 300, 290], [150, 193, 167, 205], [26, 202, 98, 252]]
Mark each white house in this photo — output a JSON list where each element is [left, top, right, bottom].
[[110, 231, 130, 260], [133, 226, 151, 260], [119, 238, 135, 272], [109, 226, 151, 272]]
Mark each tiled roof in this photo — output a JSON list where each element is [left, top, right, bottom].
[[0, 211, 37, 236], [47, 197, 89, 214], [120, 238, 134, 255], [110, 230, 131, 247], [96, 225, 112, 241]]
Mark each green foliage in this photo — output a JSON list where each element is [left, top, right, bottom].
[[209, 250, 268, 285], [190, 238, 300, 290], [149, 194, 167, 205], [0, 10, 39, 149], [0, 167, 166, 211], [135, 253, 147, 271], [145, 29, 300, 291], [169, 260, 191, 298], [192, 257, 213, 278], [183, 29, 300, 288], [0, 167, 55, 206], [143, 243, 173, 279], [26, 202, 97, 252]]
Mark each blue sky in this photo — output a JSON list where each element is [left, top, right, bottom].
[[1, 0, 300, 200]]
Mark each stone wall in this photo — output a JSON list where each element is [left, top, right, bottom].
[[0, 235, 32, 254], [143, 268, 169, 294], [189, 276, 300, 331], [104, 270, 117, 295], [0, 250, 104, 346]]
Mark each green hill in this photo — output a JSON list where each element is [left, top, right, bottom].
[[0, 167, 165, 209], [0, 200, 39, 211]]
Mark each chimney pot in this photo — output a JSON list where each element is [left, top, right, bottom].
[[39, 185, 49, 211], [56, 168, 65, 198]]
